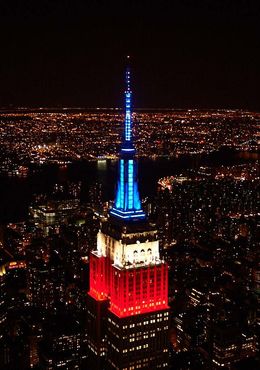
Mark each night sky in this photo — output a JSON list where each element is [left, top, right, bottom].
[[0, 0, 260, 109]]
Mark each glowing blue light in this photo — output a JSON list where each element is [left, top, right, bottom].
[[125, 91, 132, 141], [112, 157, 145, 220], [120, 159, 124, 208], [128, 160, 133, 209], [134, 181, 141, 210], [110, 64, 146, 221], [121, 148, 135, 152], [110, 213, 145, 220], [110, 209, 145, 220]]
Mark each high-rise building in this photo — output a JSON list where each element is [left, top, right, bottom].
[[87, 58, 169, 369], [38, 312, 87, 370], [29, 199, 80, 235], [211, 322, 256, 369], [27, 252, 66, 310]]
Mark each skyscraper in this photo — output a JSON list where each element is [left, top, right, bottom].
[[87, 58, 169, 369]]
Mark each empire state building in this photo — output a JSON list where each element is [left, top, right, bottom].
[[87, 58, 169, 370]]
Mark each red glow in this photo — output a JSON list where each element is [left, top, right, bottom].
[[89, 253, 108, 301], [109, 262, 168, 317], [89, 252, 168, 316]]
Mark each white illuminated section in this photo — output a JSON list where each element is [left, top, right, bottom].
[[122, 240, 159, 265], [97, 231, 106, 257], [96, 231, 160, 267]]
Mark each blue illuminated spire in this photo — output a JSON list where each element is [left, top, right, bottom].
[[110, 57, 146, 221], [124, 60, 132, 144]]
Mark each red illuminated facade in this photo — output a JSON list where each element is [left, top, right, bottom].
[[87, 219, 169, 369], [89, 253, 107, 301], [89, 220, 168, 316], [90, 250, 168, 317]]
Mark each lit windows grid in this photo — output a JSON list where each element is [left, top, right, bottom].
[[109, 262, 169, 318], [89, 253, 108, 301], [89, 253, 168, 318], [107, 310, 169, 368]]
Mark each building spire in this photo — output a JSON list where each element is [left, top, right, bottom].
[[110, 58, 146, 221], [123, 56, 133, 147]]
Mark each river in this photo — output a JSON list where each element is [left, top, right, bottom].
[[0, 150, 258, 222]]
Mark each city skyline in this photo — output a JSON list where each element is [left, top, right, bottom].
[[0, 2, 259, 370]]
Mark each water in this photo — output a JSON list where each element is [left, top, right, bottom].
[[0, 150, 258, 222]]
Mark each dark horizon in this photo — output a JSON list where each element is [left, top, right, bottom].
[[0, 1, 260, 110]]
